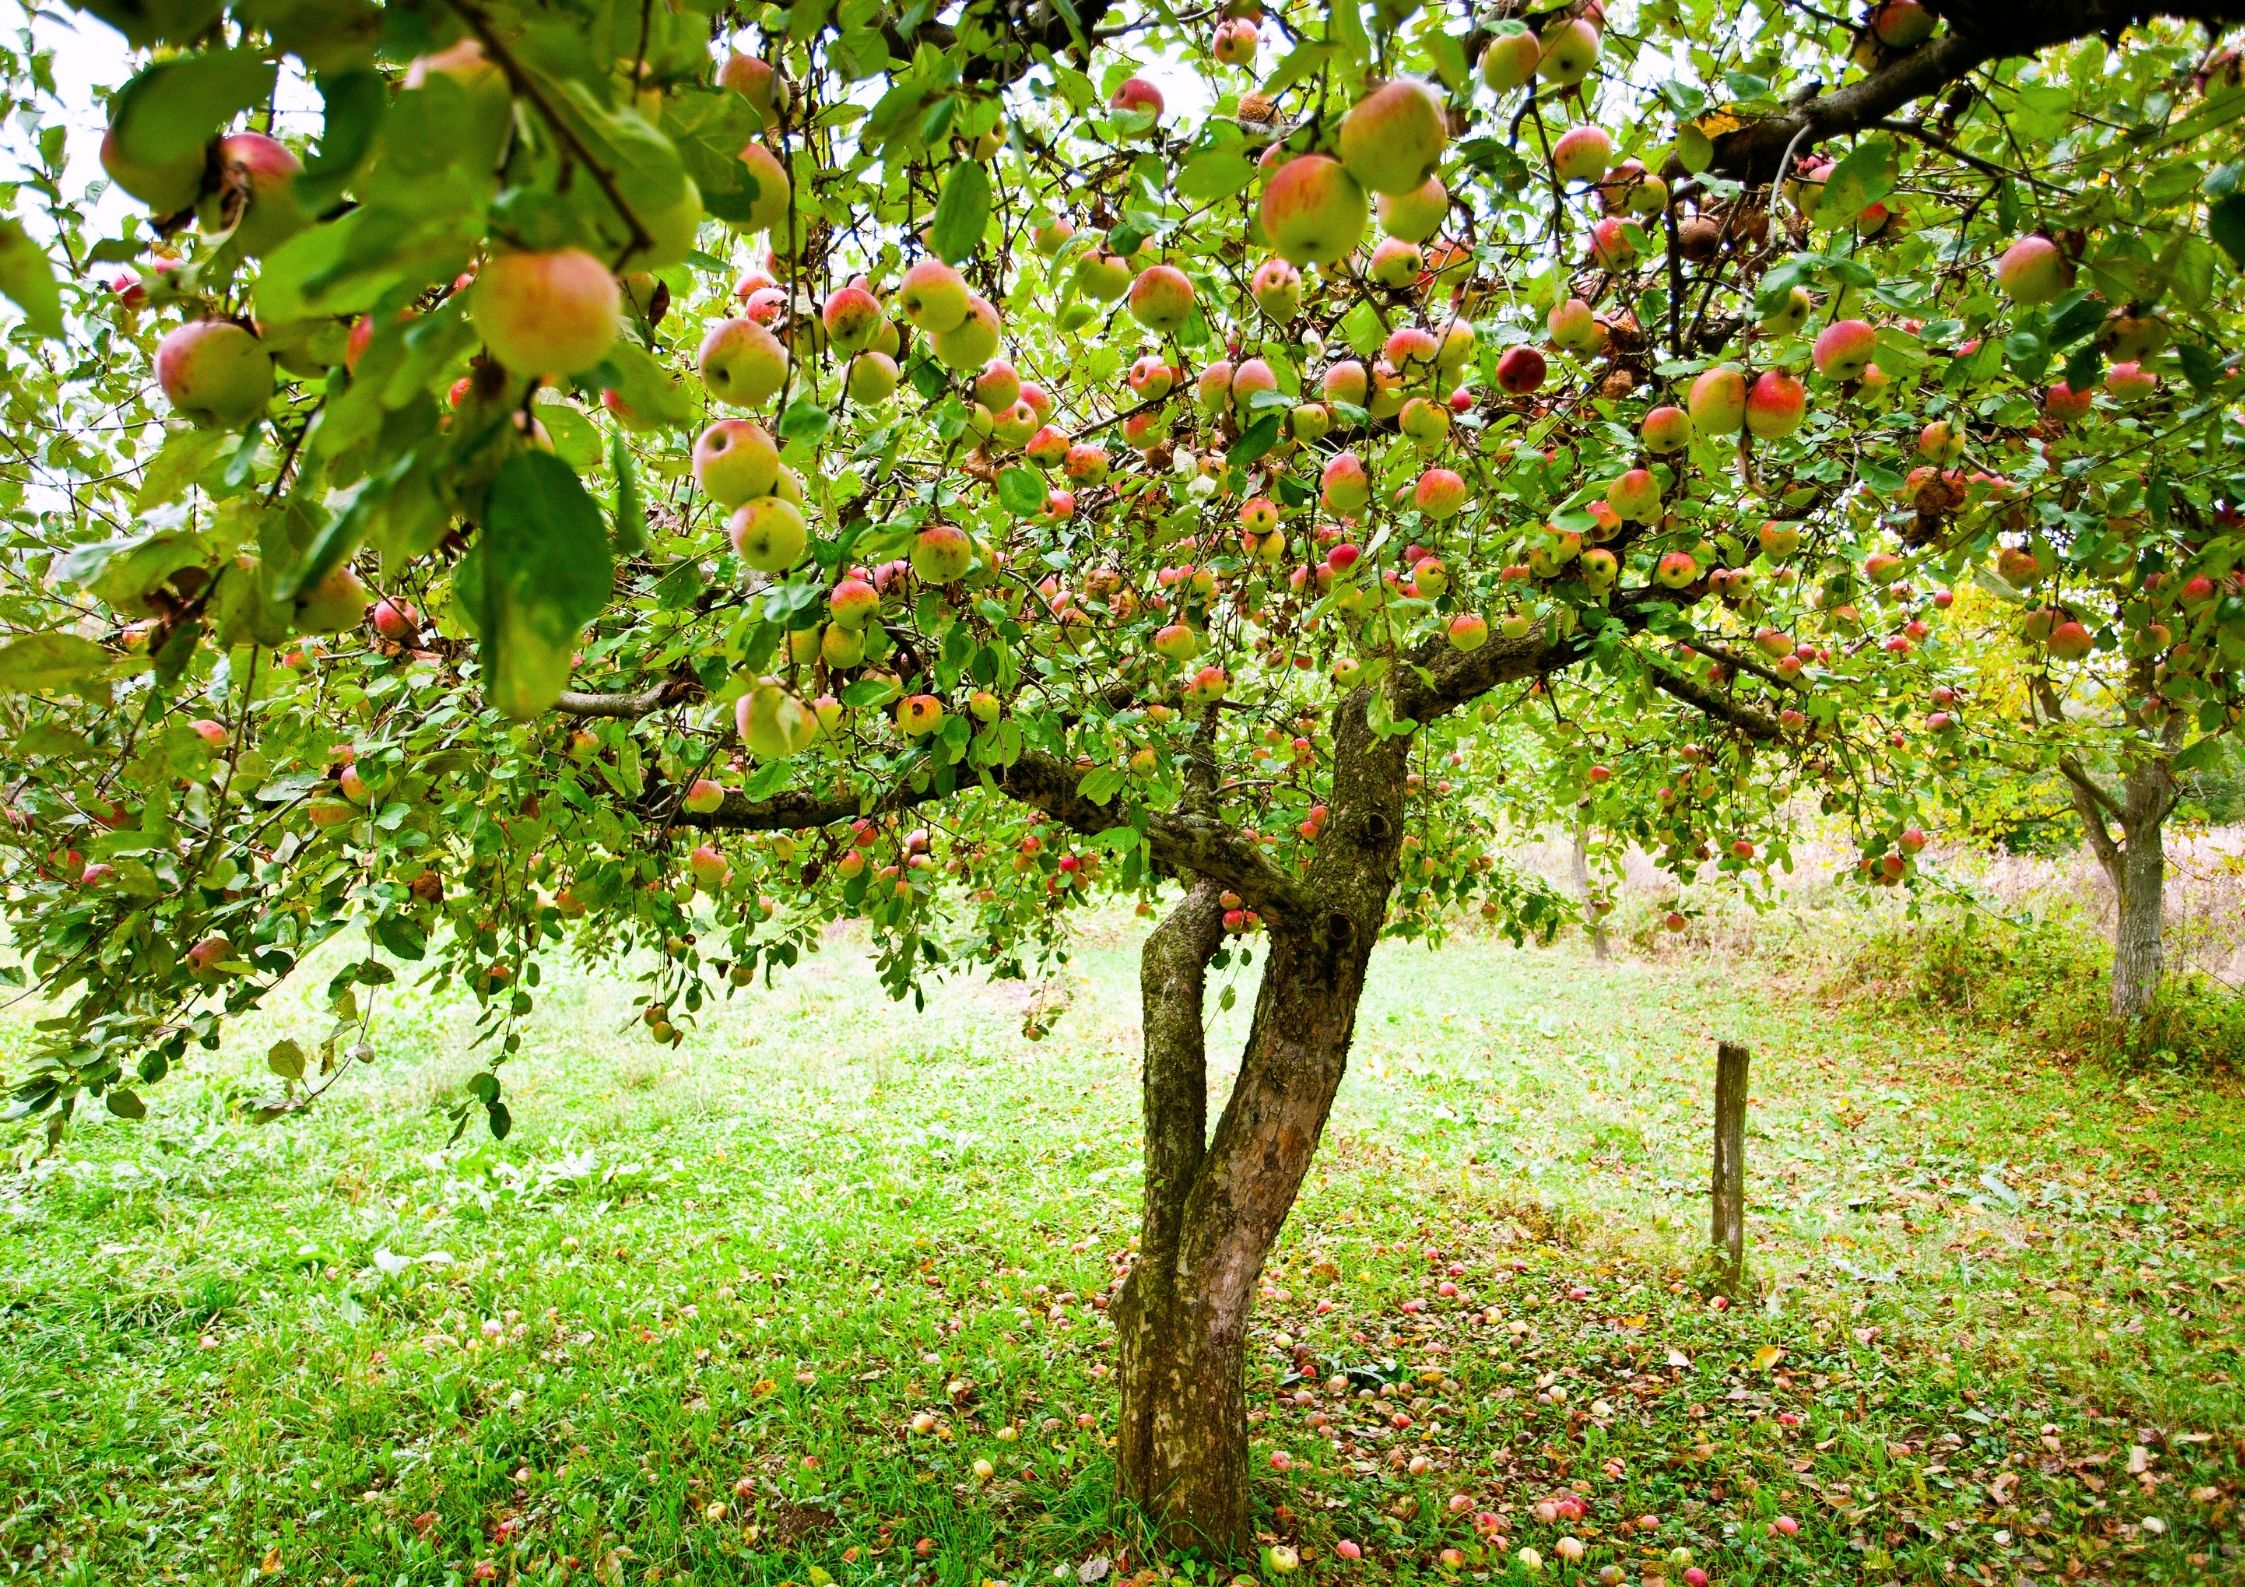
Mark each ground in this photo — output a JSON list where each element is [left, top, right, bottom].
[[1, 917, 2240, 1586]]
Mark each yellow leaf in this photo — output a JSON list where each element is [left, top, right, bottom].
[[1752, 1344, 1785, 1370], [1695, 111, 1745, 137]]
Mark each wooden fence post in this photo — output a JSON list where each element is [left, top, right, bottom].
[[1711, 1041, 1749, 1290]]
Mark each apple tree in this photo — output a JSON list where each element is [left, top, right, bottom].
[[4, 0, 2245, 1549]]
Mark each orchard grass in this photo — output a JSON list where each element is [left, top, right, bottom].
[[2, 920, 2240, 1585]]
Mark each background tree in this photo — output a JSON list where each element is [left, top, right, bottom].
[[4, 0, 2245, 1551]]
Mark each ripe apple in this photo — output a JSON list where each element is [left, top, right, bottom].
[[185, 935, 233, 977], [1212, 19, 1258, 65], [1641, 404, 1692, 452], [1608, 467, 1661, 522], [1074, 250, 1134, 301], [1872, 0, 1935, 46], [735, 143, 791, 233], [718, 53, 786, 128], [1537, 18, 1601, 84], [1250, 257, 1303, 321], [475, 249, 622, 377], [932, 297, 1002, 369], [2048, 619, 2093, 660], [1547, 296, 1604, 357], [1481, 25, 1541, 92], [1447, 613, 1490, 651], [1550, 126, 1614, 184], [1415, 468, 1466, 517], [2104, 360, 2158, 402], [1338, 79, 1447, 195], [1378, 176, 1448, 244], [847, 352, 899, 403], [737, 681, 816, 759], [294, 565, 371, 635], [1109, 76, 1165, 124], [1587, 216, 1637, 269], [1655, 550, 1700, 588], [189, 717, 230, 748], [203, 131, 305, 256], [1744, 369, 1806, 439], [1259, 155, 1369, 266], [155, 321, 274, 428], [1412, 555, 1449, 594], [2044, 380, 2093, 422], [1128, 264, 1195, 331], [821, 285, 884, 353], [912, 523, 977, 583], [1995, 235, 2071, 304], [729, 497, 808, 571], [1759, 285, 1813, 335], [1687, 366, 1747, 434], [698, 316, 790, 406], [1368, 237, 1423, 287], [694, 420, 780, 507], [1496, 345, 1546, 393], [1811, 318, 1877, 381], [897, 258, 972, 332], [1320, 453, 1371, 514]]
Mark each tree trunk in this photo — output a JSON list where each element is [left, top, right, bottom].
[[1570, 816, 1609, 961], [2110, 808, 2166, 1021]]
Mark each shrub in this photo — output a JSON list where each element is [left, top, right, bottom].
[[1837, 912, 2243, 1073]]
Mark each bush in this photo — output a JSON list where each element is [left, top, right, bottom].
[[1836, 912, 2244, 1073]]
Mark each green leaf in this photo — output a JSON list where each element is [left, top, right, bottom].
[[0, 633, 114, 704], [1176, 150, 1256, 204], [1817, 137, 1895, 229], [460, 452, 616, 720], [2209, 193, 2245, 270], [998, 466, 1048, 516], [931, 159, 991, 264], [0, 216, 62, 339], [611, 432, 648, 555], [112, 49, 276, 171], [267, 1039, 307, 1081], [104, 1088, 147, 1120]]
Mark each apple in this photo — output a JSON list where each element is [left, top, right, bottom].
[[737, 681, 817, 759], [1182, 665, 1229, 703], [155, 321, 274, 428], [1415, 468, 1466, 517], [698, 316, 790, 407], [1291, 403, 1333, 441], [185, 935, 233, 977], [1128, 264, 1195, 331], [1378, 176, 1448, 244], [1412, 555, 1450, 594], [1580, 547, 1618, 587], [1547, 296, 1604, 356], [1212, 18, 1258, 65], [1918, 419, 1965, 462], [2104, 360, 2158, 402], [1608, 467, 1661, 522], [1109, 76, 1165, 124], [1538, 18, 1601, 84], [897, 258, 972, 333], [718, 54, 786, 128], [1812, 318, 1877, 381], [189, 718, 230, 748], [1655, 550, 1700, 588], [912, 523, 977, 583], [1744, 369, 1806, 439], [203, 131, 305, 256], [821, 285, 885, 353], [1338, 79, 1447, 195], [1075, 250, 1135, 301], [1259, 155, 1370, 266], [1496, 345, 1546, 393], [100, 120, 205, 215], [1864, 551, 1904, 582], [694, 420, 780, 507], [932, 296, 1002, 369], [729, 497, 808, 571], [1250, 257, 1303, 321], [734, 143, 792, 233], [1368, 237, 1423, 287], [847, 352, 899, 403], [1481, 25, 1541, 92], [1995, 235, 2071, 304], [1153, 622, 1202, 661], [1872, 0, 1935, 46], [1320, 453, 1371, 514], [1760, 284, 1813, 335], [1687, 366, 1747, 434], [2045, 380, 2093, 422], [1446, 613, 1489, 651], [474, 249, 622, 377], [1550, 126, 1614, 184], [294, 565, 371, 634], [1587, 216, 1637, 269], [1641, 404, 1692, 452]]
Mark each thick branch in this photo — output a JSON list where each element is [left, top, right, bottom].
[[678, 748, 1313, 921], [554, 680, 701, 718], [1645, 663, 1786, 741], [1705, 2, 2245, 186]]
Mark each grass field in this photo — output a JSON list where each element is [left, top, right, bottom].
[[2, 916, 2241, 1585]]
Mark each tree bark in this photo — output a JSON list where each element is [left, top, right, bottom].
[[2060, 730, 2180, 1022], [1116, 692, 1406, 1553]]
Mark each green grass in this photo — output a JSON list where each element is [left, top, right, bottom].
[[2, 917, 2241, 1585]]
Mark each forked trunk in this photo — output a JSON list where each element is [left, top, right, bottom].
[[1113, 899, 1377, 1550], [1570, 816, 1609, 961]]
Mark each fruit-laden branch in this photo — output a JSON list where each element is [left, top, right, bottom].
[[1642, 662, 1786, 741], [677, 747, 1315, 922], [554, 680, 702, 718], [1706, 0, 2245, 185]]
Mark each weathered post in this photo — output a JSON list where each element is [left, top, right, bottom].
[[1711, 1041, 1749, 1290]]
